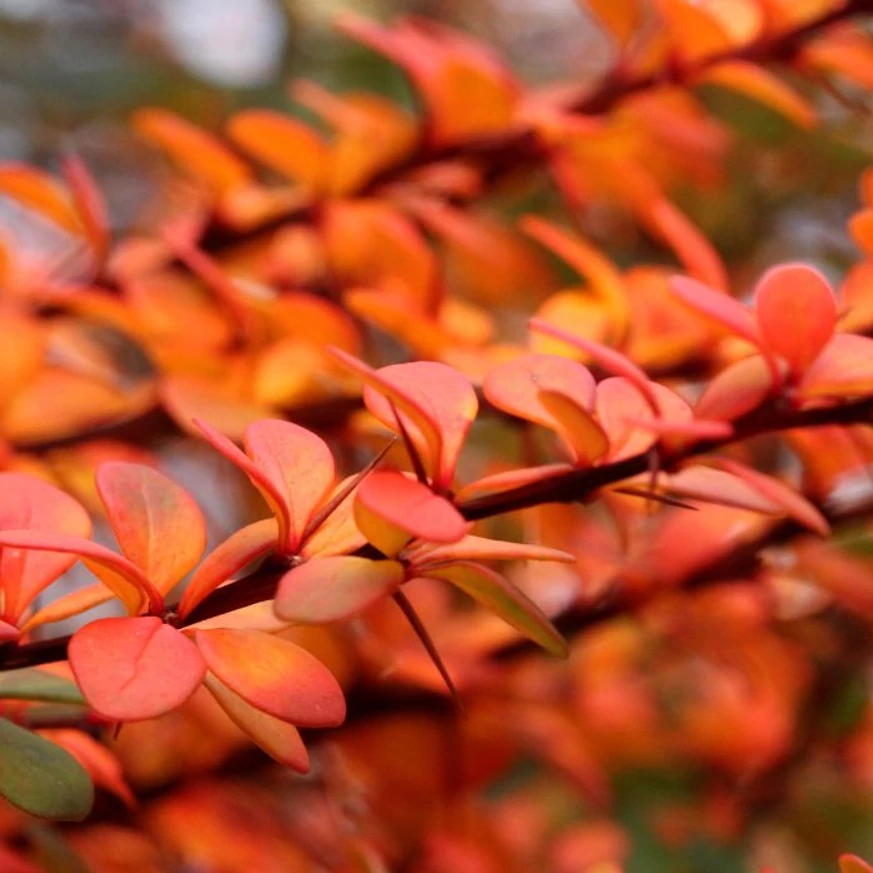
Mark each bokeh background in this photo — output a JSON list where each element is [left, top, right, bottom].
[[0, 0, 869, 272]]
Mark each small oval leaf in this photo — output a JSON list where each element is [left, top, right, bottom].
[[0, 718, 94, 821], [194, 628, 346, 728], [68, 617, 206, 721], [275, 556, 405, 623]]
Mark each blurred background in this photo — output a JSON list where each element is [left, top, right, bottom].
[[1, 0, 870, 283]]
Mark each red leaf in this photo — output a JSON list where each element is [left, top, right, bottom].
[[840, 855, 873, 873], [0, 473, 91, 623], [594, 377, 658, 460], [275, 556, 405, 623], [663, 467, 783, 514], [364, 361, 477, 489], [670, 275, 761, 345], [68, 617, 206, 721], [457, 463, 574, 502], [709, 458, 830, 535], [329, 349, 445, 484], [60, 154, 109, 261], [354, 470, 470, 556], [334, 353, 477, 489], [754, 263, 837, 376], [193, 629, 346, 728]]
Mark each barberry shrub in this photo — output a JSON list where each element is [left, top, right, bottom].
[[4, 0, 873, 869]]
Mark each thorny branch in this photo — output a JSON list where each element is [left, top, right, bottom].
[[3, 394, 872, 673]]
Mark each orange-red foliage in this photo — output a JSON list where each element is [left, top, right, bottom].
[[3, 0, 873, 870]]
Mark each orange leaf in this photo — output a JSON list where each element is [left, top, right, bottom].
[[802, 25, 873, 91], [522, 216, 629, 341], [657, 0, 733, 64], [0, 529, 155, 617], [538, 390, 611, 466], [754, 263, 836, 376], [411, 201, 550, 303], [193, 418, 334, 555], [354, 470, 470, 556], [422, 561, 568, 656], [22, 583, 114, 632], [204, 673, 309, 771], [322, 201, 436, 310], [531, 292, 614, 357], [69, 617, 206, 721], [96, 462, 207, 595], [301, 473, 371, 558], [409, 535, 575, 566], [193, 628, 346, 727], [799, 334, 873, 398], [275, 556, 405, 623], [483, 353, 597, 430], [0, 164, 81, 234], [243, 420, 335, 552], [226, 109, 326, 191], [840, 856, 873, 873], [344, 290, 453, 359], [41, 729, 135, 808], [614, 164, 727, 289], [699, 61, 817, 130], [694, 355, 774, 421], [179, 519, 279, 620], [581, 0, 642, 46], [337, 15, 519, 145], [162, 375, 273, 443], [849, 207, 873, 258], [132, 108, 250, 194]]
